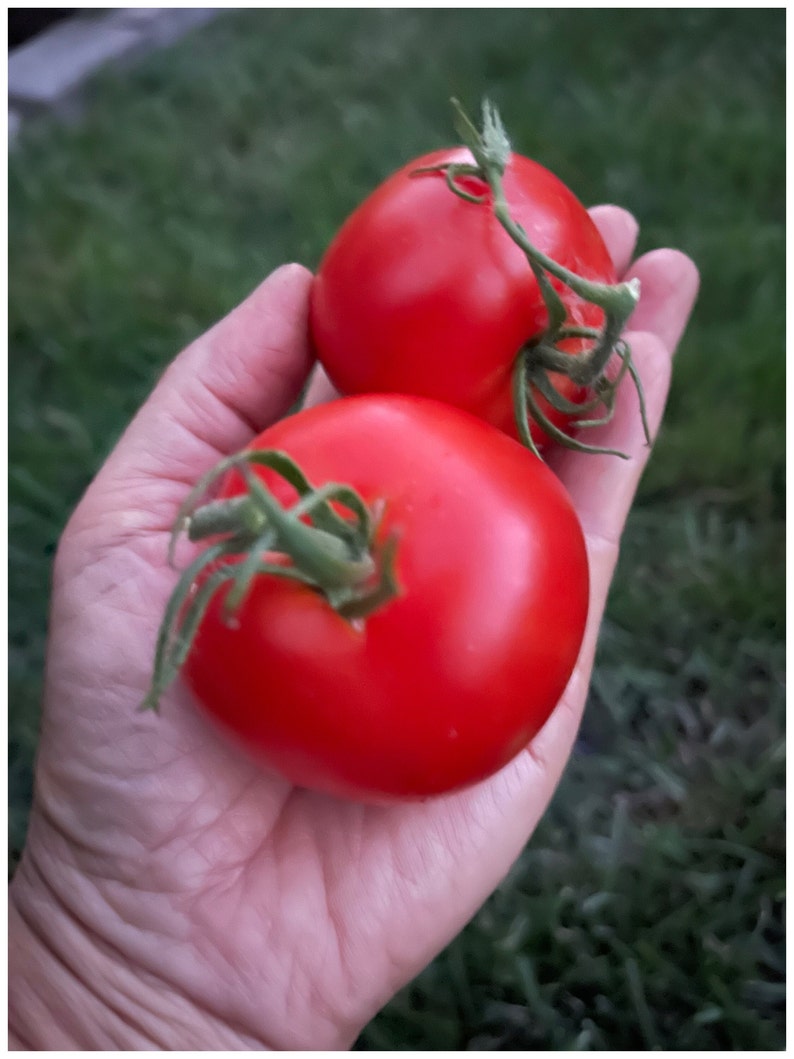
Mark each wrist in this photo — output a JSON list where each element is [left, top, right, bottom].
[[9, 858, 154, 1049], [8, 843, 270, 1050]]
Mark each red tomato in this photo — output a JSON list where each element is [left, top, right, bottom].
[[310, 148, 616, 447], [183, 395, 589, 801]]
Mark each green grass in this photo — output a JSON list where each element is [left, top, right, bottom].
[[9, 9, 784, 1049]]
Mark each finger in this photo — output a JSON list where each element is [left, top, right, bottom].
[[626, 248, 700, 351], [549, 261, 697, 660], [303, 363, 341, 409], [558, 340, 670, 667], [549, 247, 698, 543], [550, 328, 670, 567], [588, 205, 639, 277]]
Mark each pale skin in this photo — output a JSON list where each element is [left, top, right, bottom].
[[9, 207, 698, 1050]]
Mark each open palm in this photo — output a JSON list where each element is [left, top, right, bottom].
[[10, 207, 697, 1050]]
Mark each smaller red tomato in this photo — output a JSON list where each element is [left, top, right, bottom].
[[310, 147, 616, 448]]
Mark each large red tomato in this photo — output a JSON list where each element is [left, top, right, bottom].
[[182, 395, 589, 801], [310, 148, 616, 447]]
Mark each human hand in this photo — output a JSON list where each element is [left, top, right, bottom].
[[9, 207, 698, 1050]]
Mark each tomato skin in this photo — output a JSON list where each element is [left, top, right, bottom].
[[183, 396, 589, 801], [310, 148, 615, 446]]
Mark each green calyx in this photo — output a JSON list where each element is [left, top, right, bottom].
[[140, 449, 399, 713], [415, 98, 647, 459]]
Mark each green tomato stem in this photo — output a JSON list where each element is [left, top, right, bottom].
[[141, 449, 400, 713], [439, 98, 648, 458]]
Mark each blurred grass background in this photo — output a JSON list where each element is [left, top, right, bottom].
[[9, 9, 784, 1050]]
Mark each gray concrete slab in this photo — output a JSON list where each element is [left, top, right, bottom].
[[8, 17, 142, 110], [8, 8, 224, 146], [110, 8, 221, 48]]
